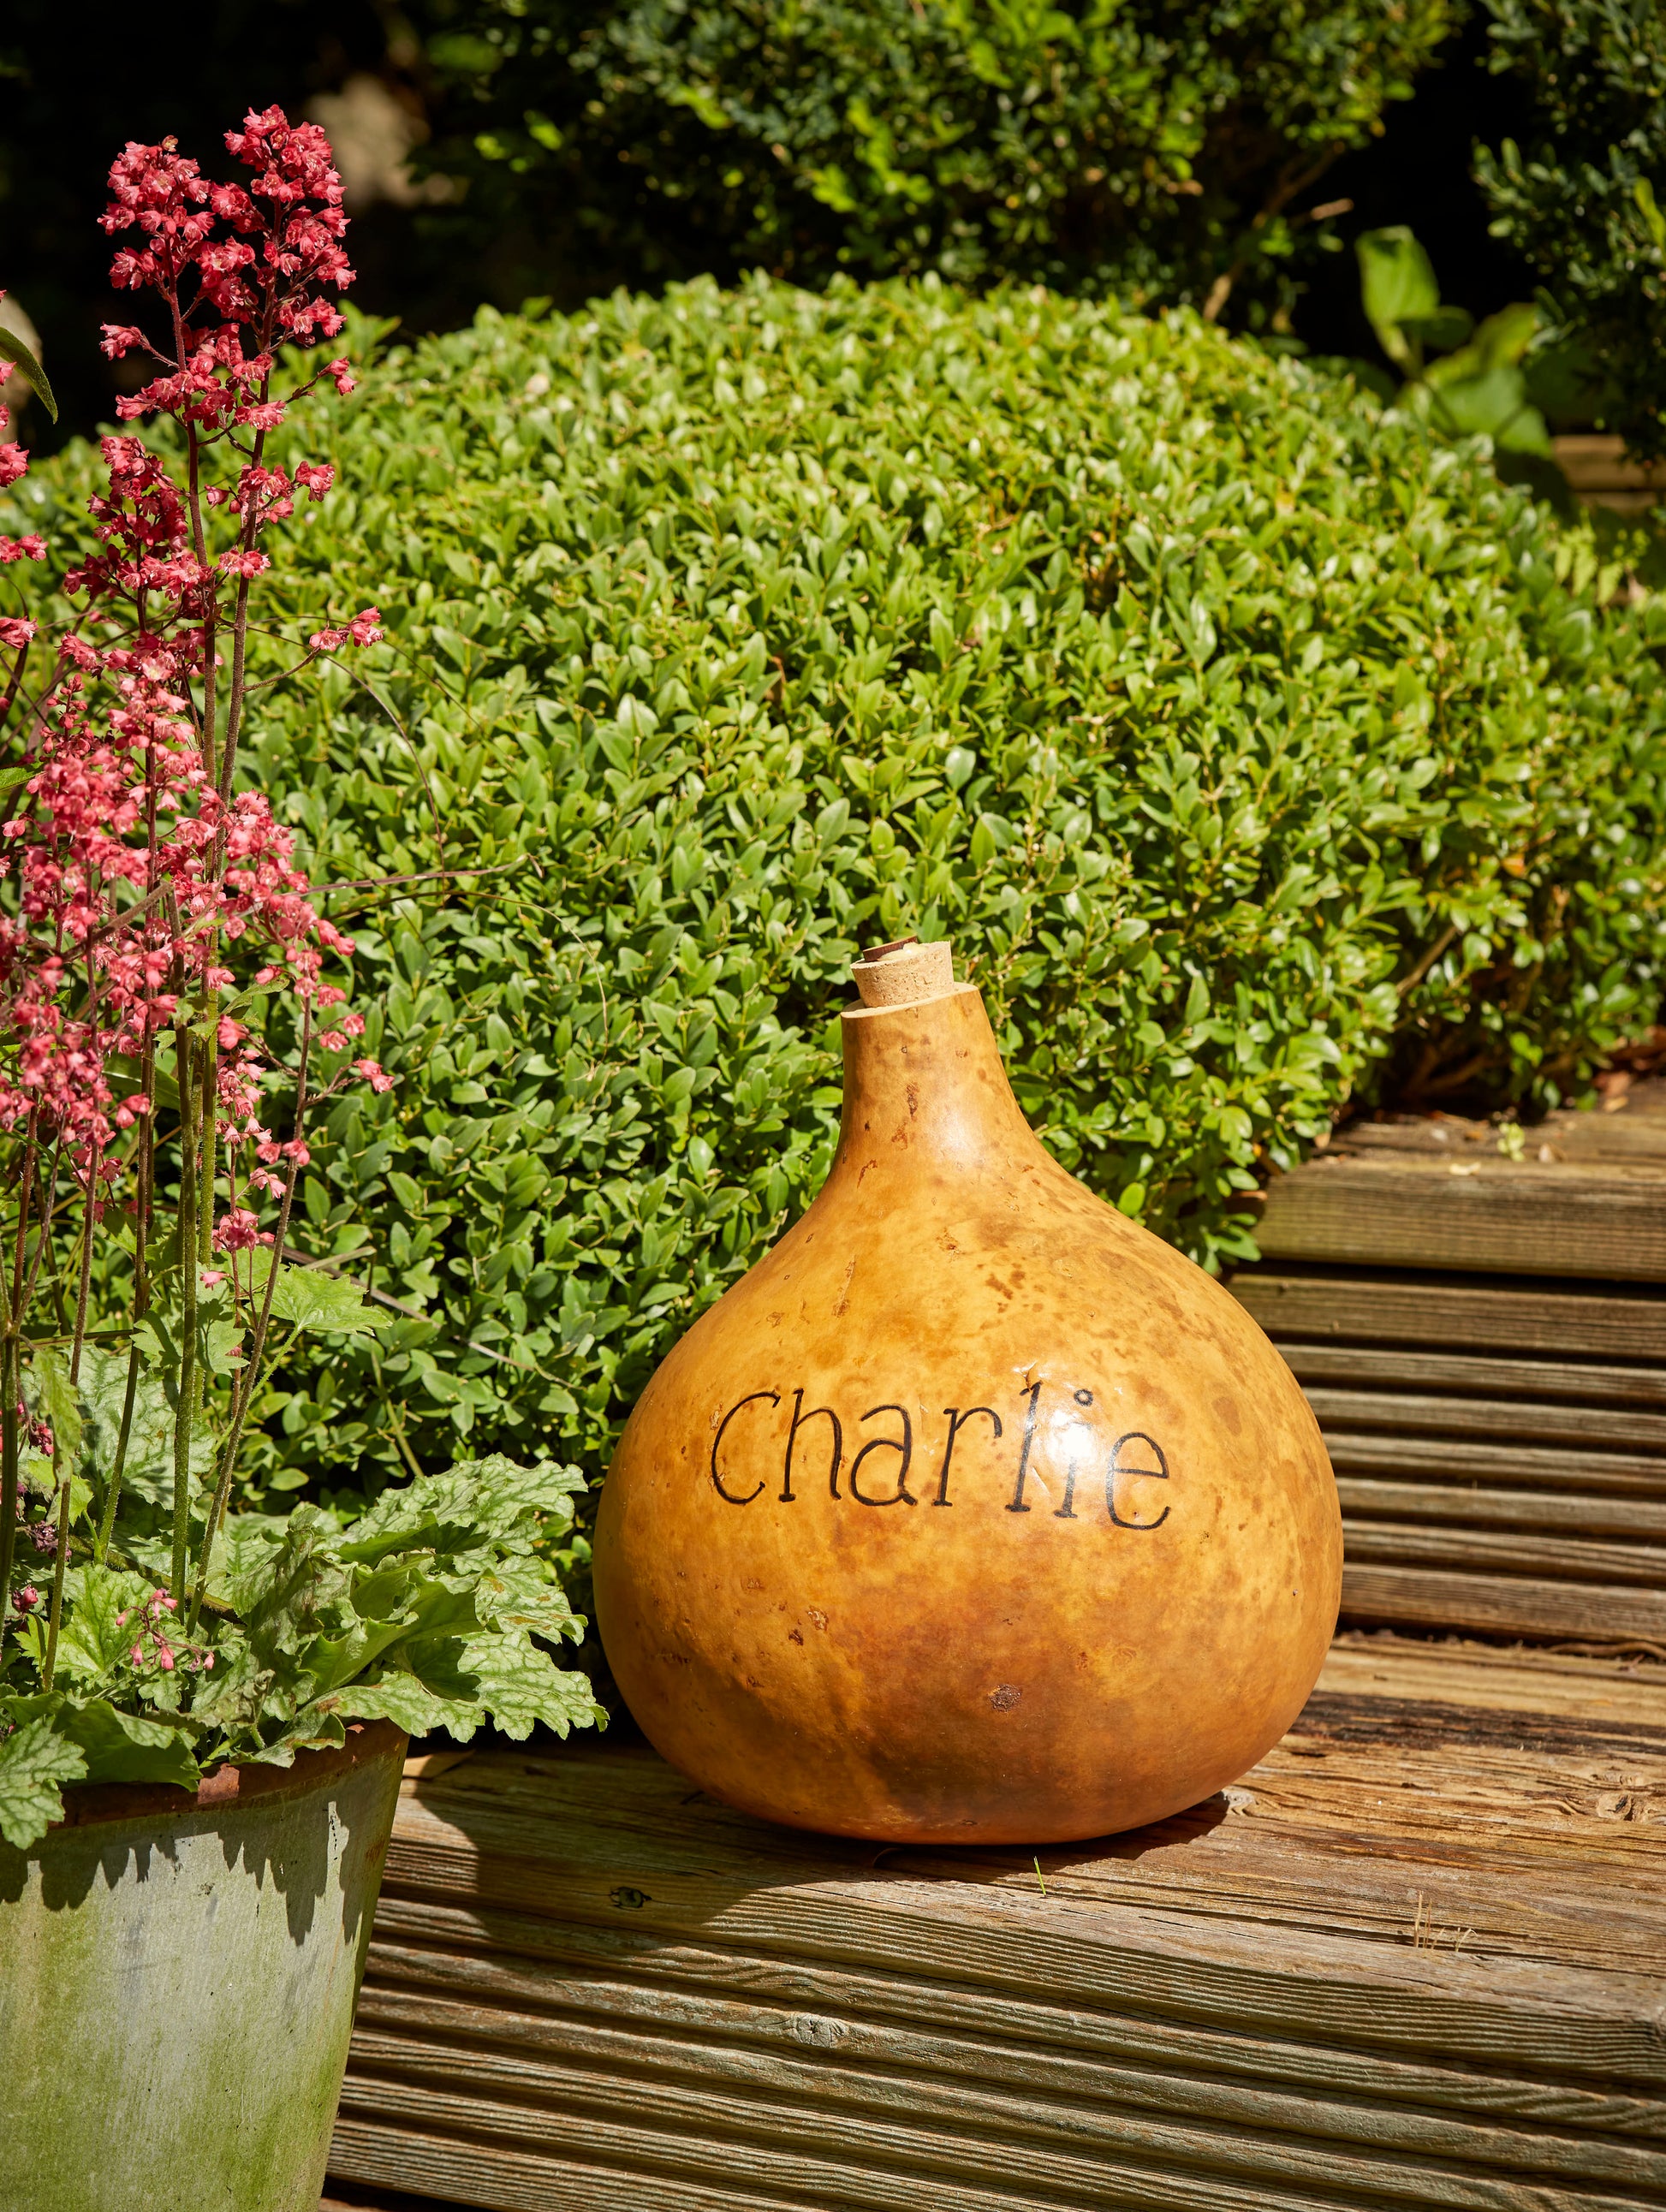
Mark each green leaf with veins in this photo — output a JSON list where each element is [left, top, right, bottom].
[[334, 1670, 474, 1739], [226, 1507, 356, 1666], [347, 1624, 604, 1740], [0, 1715, 86, 1848], [237, 1707, 350, 1768], [57, 1698, 203, 1790], [249, 1254, 390, 1334], [470, 1555, 582, 1641], [338, 1455, 585, 1567], [43, 1565, 150, 1686], [27, 1345, 84, 1470]]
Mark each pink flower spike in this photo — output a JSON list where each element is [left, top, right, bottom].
[[342, 1011, 366, 1038], [200, 1268, 226, 1288], [320, 1030, 347, 1051], [353, 1057, 394, 1093], [0, 616, 36, 650], [212, 1208, 260, 1252]]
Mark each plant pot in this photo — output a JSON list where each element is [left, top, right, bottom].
[[0, 1719, 406, 2212]]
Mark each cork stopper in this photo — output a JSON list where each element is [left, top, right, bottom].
[[852, 936, 956, 1009]]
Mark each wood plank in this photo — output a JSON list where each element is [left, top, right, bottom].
[[1318, 1637, 1666, 1726], [1279, 1344, 1666, 1412], [341, 2011, 1666, 2210], [1337, 1115, 1666, 1168], [1340, 1519, 1666, 1592], [332, 2117, 839, 2212], [1341, 1562, 1666, 1645], [1255, 1158, 1666, 1281], [360, 1890, 1666, 2136], [350, 1947, 1666, 2190], [1229, 1275, 1666, 1362], [335, 2072, 1389, 2212], [1540, 1116, 1666, 1166], [1304, 1386, 1666, 1454], [1335, 1478, 1666, 1542], [1323, 1432, 1666, 1499], [375, 1759, 1666, 2083]]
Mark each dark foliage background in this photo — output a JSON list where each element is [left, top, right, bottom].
[[1475, 0, 1666, 458], [0, 0, 1593, 450]]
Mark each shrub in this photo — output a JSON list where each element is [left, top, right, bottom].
[[1476, 0, 1666, 457], [412, 0, 1453, 324], [7, 277, 1665, 1507]]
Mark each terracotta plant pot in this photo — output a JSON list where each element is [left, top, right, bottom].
[[0, 1720, 405, 2212], [596, 940, 1342, 1844]]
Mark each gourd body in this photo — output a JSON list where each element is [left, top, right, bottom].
[[595, 980, 1341, 1844]]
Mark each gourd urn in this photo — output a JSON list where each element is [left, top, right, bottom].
[[594, 939, 1342, 1843]]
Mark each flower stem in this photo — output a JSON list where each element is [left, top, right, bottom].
[[99, 1031, 155, 1564], [170, 1022, 199, 1604], [0, 1335, 18, 1636], [41, 1474, 70, 1691], [188, 998, 310, 1628], [94, 1346, 141, 1566]]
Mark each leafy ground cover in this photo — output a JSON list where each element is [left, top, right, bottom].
[[7, 276, 1664, 1507]]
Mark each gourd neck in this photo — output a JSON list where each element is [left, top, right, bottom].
[[828, 983, 1045, 1188]]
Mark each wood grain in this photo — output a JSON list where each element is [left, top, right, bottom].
[[1318, 1634, 1666, 1722], [1338, 1519, 1666, 1592], [1229, 1274, 1666, 1361], [1303, 1385, 1666, 1455], [1340, 1561, 1666, 1643], [1256, 1157, 1666, 1281], [1279, 1343, 1666, 1411], [348, 1945, 1666, 2191], [1321, 1432, 1666, 1498], [1333, 1478, 1666, 1542], [340, 2016, 1666, 2211], [1337, 1115, 1666, 1167]]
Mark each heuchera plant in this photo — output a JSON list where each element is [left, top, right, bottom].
[[0, 111, 601, 1849]]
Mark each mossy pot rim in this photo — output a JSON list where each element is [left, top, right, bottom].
[[40, 1715, 406, 1834]]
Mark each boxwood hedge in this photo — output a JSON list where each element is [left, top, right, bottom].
[[8, 277, 1666, 1504]]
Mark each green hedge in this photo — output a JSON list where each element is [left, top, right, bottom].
[[413, 0, 1452, 323], [8, 280, 1666, 1503]]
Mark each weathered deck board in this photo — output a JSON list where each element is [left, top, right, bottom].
[[1281, 1344, 1666, 1409], [1232, 1274, 1666, 1362], [1255, 1156, 1666, 1281], [328, 1638, 1666, 2212], [1301, 1384, 1666, 1454], [1232, 1111, 1666, 1644]]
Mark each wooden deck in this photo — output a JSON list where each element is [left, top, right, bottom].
[[325, 1636, 1665, 2212], [1234, 1100, 1666, 1650], [327, 1097, 1666, 2209]]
